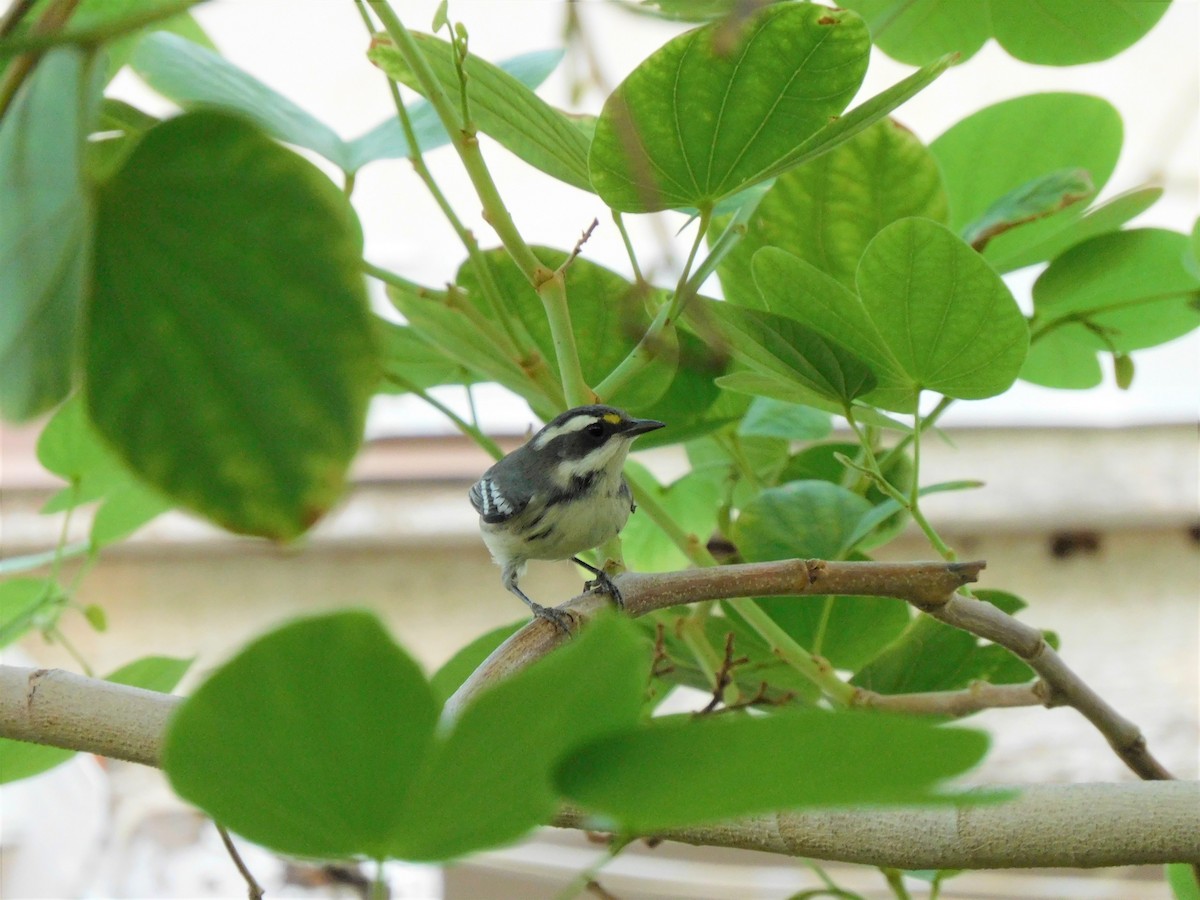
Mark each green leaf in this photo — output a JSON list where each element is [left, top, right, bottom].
[[130, 33, 352, 168], [995, 186, 1162, 274], [1032, 229, 1200, 352], [1186, 217, 1200, 280], [106, 654, 192, 692], [701, 300, 877, 406], [765, 594, 911, 672], [0, 653, 190, 784], [87, 111, 377, 540], [0, 49, 98, 421], [164, 612, 439, 860], [756, 52, 954, 187], [368, 34, 589, 189], [735, 481, 873, 562], [1020, 326, 1103, 390], [0, 578, 52, 649], [715, 371, 912, 432], [90, 481, 173, 547], [589, 4, 870, 212], [625, 327, 731, 449], [387, 613, 650, 860], [962, 168, 1093, 252], [620, 463, 720, 572], [844, 0, 989, 64], [717, 118, 948, 299], [429, 621, 524, 705], [749, 246, 915, 411], [131, 33, 563, 173], [83, 603, 107, 631], [856, 218, 1029, 399], [458, 249, 676, 410], [386, 284, 541, 400], [852, 591, 1039, 693], [738, 398, 832, 441], [375, 318, 474, 393], [842, 0, 1168, 66], [930, 93, 1123, 270], [987, 0, 1170, 66], [557, 709, 988, 831], [1167, 862, 1200, 900]]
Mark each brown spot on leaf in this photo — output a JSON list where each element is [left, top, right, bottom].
[[818, 16, 838, 25]]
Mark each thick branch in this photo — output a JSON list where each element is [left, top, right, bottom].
[[1, 664, 1197, 869], [447, 560, 981, 716], [556, 782, 1200, 868], [0, 665, 179, 766]]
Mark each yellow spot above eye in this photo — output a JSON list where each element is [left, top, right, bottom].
[[603, 413, 622, 425]]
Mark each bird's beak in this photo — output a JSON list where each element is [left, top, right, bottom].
[[624, 417, 666, 437]]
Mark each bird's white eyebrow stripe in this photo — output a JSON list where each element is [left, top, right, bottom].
[[533, 414, 602, 450]]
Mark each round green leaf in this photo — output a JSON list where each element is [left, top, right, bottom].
[[989, 0, 1170, 66], [840, 0, 990, 66], [589, 4, 870, 212], [164, 612, 438, 860], [930, 94, 1122, 269], [856, 218, 1029, 399], [87, 111, 377, 540], [1032, 229, 1200, 352], [735, 481, 872, 562], [1020, 326, 1103, 390]]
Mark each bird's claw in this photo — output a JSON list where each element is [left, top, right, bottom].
[[586, 570, 624, 610], [529, 602, 575, 635]]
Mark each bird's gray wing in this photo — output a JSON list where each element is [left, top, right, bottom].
[[469, 465, 532, 524]]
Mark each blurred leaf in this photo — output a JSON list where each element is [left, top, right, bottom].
[[386, 284, 540, 400], [375, 318, 474, 393], [87, 111, 377, 540], [718, 119, 947, 301], [1167, 862, 1200, 900], [987, 0, 1170, 66], [962, 168, 1093, 251], [628, 327, 731, 449], [856, 218, 1029, 400], [369, 34, 588, 188], [165, 612, 439, 859], [589, 4, 869, 212], [0, 49, 98, 421], [739, 398, 832, 441], [842, 0, 1168, 66], [0, 579, 51, 649], [558, 709, 989, 831], [83, 603, 107, 631], [1020, 326, 1104, 390], [106, 654, 192, 692], [90, 481, 173, 547], [429, 621, 524, 706], [931, 94, 1122, 271], [131, 33, 352, 167], [1032, 229, 1200, 352], [388, 614, 650, 860]]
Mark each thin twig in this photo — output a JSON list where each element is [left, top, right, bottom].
[[216, 823, 265, 900], [557, 218, 600, 276]]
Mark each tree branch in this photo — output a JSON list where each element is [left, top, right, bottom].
[[556, 782, 1200, 868]]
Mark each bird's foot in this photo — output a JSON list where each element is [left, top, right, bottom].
[[575, 561, 624, 610], [529, 602, 575, 635]]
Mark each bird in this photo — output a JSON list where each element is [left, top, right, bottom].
[[469, 404, 665, 631]]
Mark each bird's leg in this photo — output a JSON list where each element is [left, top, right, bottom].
[[503, 568, 574, 634], [571, 556, 624, 609]]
